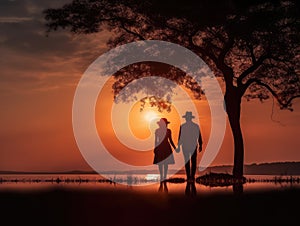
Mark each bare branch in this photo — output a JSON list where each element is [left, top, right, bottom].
[[285, 95, 300, 107], [241, 78, 299, 110]]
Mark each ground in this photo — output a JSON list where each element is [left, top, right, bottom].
[[0, 186, 299, 226]]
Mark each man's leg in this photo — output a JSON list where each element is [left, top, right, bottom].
[[183, 151, 191, 180], [185, 182, 191, 196], [191, 181, 197, 196], [191, 149, 197, 180]]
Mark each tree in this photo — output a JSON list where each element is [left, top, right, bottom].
[[44, 0, 300, 179]]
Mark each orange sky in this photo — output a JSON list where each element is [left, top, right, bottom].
[[0, 0, 300, 172]]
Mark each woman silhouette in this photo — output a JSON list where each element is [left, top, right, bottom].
[[153, 118, 176, 181]]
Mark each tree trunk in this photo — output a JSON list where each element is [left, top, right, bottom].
[[224, 87, 244, 179]]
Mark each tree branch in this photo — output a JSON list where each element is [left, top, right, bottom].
[[218, 36, 234, 62], [285, 95, 300, 108], [188, 32, 235, 88], [120, 22, 145, 40], [188, 32, 217, 63], [188, 30, 235, 80], [247, 43, 256, 64], [164, 23, 184, 35], [241, 78, 300, 110], [237, 53, 269, 86]]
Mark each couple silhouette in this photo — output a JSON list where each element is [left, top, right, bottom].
[[153, 111, 203, 184]]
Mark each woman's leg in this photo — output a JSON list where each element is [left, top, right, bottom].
[[163, 164, 168, 181], [163, 181, 168, 192], [158, 164, 163, 181]]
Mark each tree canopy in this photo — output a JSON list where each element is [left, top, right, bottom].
[[44, 0, 300, 178], [44, 0, 300, 110]]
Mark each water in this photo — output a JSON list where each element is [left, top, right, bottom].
[[0, 173, 299, 194]]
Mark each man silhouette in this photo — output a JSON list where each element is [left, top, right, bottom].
[[176, 111, 203, 182]]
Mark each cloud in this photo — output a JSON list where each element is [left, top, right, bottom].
[[0, 16, 33, 23], [0, 0, 69, 18], [0, 0, 111, 94]]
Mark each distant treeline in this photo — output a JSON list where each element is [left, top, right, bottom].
[[203, 161, 300, 175], [1, 161, 300, 175]]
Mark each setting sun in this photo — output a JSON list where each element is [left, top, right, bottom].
[[143, 110, 161, 123]]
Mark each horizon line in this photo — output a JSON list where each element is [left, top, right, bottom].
[[1, 160, 299, 174]]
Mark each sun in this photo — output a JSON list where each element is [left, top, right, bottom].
[[143, 110, 160, 123]]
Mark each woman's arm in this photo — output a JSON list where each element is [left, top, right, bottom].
[[155, 130, 159, 147], [168, 129, 176, 149]]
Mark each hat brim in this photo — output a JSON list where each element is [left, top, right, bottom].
[[157, 120, 170, 124], [182, 115, 195, 118]]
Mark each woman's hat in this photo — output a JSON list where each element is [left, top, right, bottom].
[[182, 111, 195, 119], [157, 118, 170, 125]]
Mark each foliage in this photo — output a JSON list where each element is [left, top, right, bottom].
[[44, 0, 300, 110]]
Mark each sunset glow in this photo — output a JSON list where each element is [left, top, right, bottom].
[[0, 1, 299, 173], [143, 110, 160, 123], [1, 2, 299, 225]]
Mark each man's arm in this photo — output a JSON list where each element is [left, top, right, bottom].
[[168, 130, 176, 149], [177, 126, 182, 146], [175, 126, 182, 153], [198, 126, 203, 152]]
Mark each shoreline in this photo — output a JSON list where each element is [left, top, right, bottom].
[[0, 174, 299, 184]]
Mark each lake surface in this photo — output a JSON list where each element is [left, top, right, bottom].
[[1, 174, 299, 226], [1, 173, 299, 195]]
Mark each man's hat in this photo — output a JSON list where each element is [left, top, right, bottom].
[[182, 111, 195, 119]]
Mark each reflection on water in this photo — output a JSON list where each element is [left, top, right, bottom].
[[158, 181, 169, 193], [0, 174, 299, 195], [185, 181, 197, 197]]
